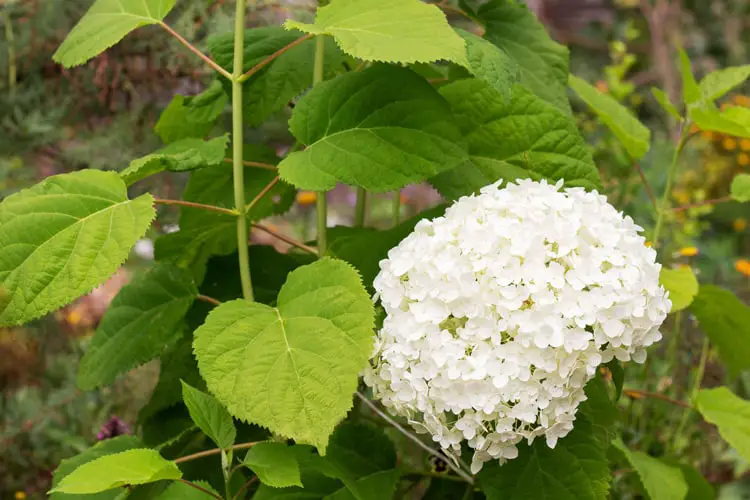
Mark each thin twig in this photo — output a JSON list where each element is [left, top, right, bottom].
[[622, 388, 693, 409], [232, 476, 258, 500], [178, 479, 223, 500], [238, 34, 314, 82], [196, 294, 221, 306], [251, 223, 319, 255], [223, 158, 278, 171], [633, 163, 658, 210], [154, 198, 238, 217], [672, 196, 732, 213], [355, 392, 475, 484], [246, 176, 280, 212], [159, 22, 232, 80], [174, 442, 259, 464]]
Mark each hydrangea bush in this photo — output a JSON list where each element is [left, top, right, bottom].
[[2, 0, 750, 498]]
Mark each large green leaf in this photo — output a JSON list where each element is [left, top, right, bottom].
[[731, 174, 750, 202], [120, 135, 229, 186], [77, 263, 197, 390], [477, 0, 570, 111], [612, 439, 688, 500], [154, 81, 228, 144], [155, 480, 219, 500], [53, 0, 176, 67], [695, 387, 750, 462], [244, 442, 303, 488], [209, 27, 343, 126], [690, 104, 750, 138], [569, 74, 651, 160], [50, 449, 181, 494], [182, 381, 236, 450], [193, 258, 375, 452], [284, 0, 466, 65], [659, 267, 698, 312], [479, 418, 611, 500], [325, 470, 400, 500], [51, 436, 143, 500], [278, 65, 467, 192], [698, 65, 750, 103], [689, 285, 750, 377], [430, 79, 600, 199], [454, 28, 519, 103], [0, 170, 155, 326]]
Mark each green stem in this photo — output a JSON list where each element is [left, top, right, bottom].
[[3, 11, 16, 96], [313, 35, 327, 255], [667, 310, 682, 389], [670, 338, 709, 454], [652, 120, 689, 246], [392, 190, 401, 226], [232, 0, 254, 301], [354, 187, 367, 227]]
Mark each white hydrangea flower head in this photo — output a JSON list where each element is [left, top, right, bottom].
[[364, 179, 670, 474]]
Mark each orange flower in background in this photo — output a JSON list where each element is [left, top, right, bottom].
[[296, 191, 317, 205], [738, 152, 750, 167], [734, 218, 747, 232], [733, 95, 750, 107], [595, 80, 608, 93], [14, 491, 26, 500], [722, 137, 738, 151], [679, 246, 699, 257], [735, 259, 750, 277], [701, 130, 715, 141], [740, 139, 750, 151]]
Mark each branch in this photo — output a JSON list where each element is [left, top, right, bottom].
[[672, 196, 732, 213], [159, 22, 232, 80], [355, 392, 475, 484], [238, 34, 314, 83], [622, 388, 693, 409], [633, 163, 658, 210], [154, 197, 238, 217], [196, 294, 221, 306], [177, 479, 222, 500], [223, 158, 278, 171], [251, 223, 319, 255], [174, 441, 259, 464], [232, 476, 258, 500], [246, 176, 280, 212]]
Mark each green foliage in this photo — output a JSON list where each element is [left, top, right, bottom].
[[612, 439, 688, 500], [455, 29, 519, 103], [430, 79, 599, 199], [678, 49, 701, 106], [77, 263, 197, 390], [569, 74, 651, 160], [50, 449, 181, 494], [690, 285, 750, 377], [731, 174, 750, 202], [53, 0, 177, 67], [193, 259, 374, 452], [243, 442, 303, 488], [181, 381, 236, 450], [155, 480, 219, 500], [278, 65, 467, 192], [0, 170, 155, 326], [698, 65, 750, 103], [121, 135, 229, 186], [284, 0, 466, 65], [695, 388, 750, 462], [651, 88, 681, 120], [154, 82, 228, 144], [659, 267, 699, 312]]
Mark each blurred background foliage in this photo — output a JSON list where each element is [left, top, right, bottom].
[[0, 0, 749, 498]]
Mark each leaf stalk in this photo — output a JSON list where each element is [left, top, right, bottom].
[[313, 35, 328, 255]]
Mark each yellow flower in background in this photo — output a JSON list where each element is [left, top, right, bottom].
[[734, 218, 748, 232], [733, 95, 750, 107], [723, 137, 738, 151], [679, 246, 699, 257], [738, 152, 750, 167], [644, 241, 653, 247], [15, 492, 26, 500], [740, 139, 750, 151], [296, 191, 317, 205], [735, 259, 750, 277], [701, 131, 715, 141], [66, 309, 82, 326]]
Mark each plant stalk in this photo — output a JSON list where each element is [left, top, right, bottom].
[[313, 35, 328, 255], [670, 338, 709, 454], [354, 187, 367, 227], [3, 11, 16, 96], [232, 0, 254, 301], [652, 120, 689, 246], [392, 190, 401, 226]]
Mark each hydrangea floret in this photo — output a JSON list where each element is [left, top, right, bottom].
[[364, 179, 671, 473]]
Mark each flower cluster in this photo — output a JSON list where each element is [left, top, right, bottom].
[[364, 179, 670, 473]]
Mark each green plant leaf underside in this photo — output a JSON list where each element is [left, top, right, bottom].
[[244, 442, 303, 488], [612, 439, 688, 500], [695, 387, 750, 463], [181, 380, 237, 450]]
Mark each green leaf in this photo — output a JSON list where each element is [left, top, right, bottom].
[[477, 0, 570, 111], [121, 135, 229, 186], [569, 74, 651, 160], [278, 65, 466, 192], [606, 360, 625, 401], [0, 170, 155, 326], [666, 461, 715, 500], [244, 442, 303, 488], [284, 0, 466, 65], [454, 28, 519, 102], [731, 174, 750, 202], [695, 387, 750, 462], [678, 48, 701, 105], [579, 376, 619, 442], [689, 285, 750, 377], [479, 418, 611, 500], [53, 0, 176, 67], [659, 267, 699, 312], [181, 381, 236, 450], [325, 422, 397, 478], [612, 439, 688, 500], [689, 104, 750, 138], [77, 263, 197, 390], [430, 79, 600, 200], [325, 470, 400, 500], [156, 480, 219, 500], [193, 258, 375, 452], [50, 449, 181, 494], [155, 81, 228, 144], [698, 65, 750, 103], [651, 88, 681, 120], [51, 436, 143, 500], [209, 28, 343, 126]]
